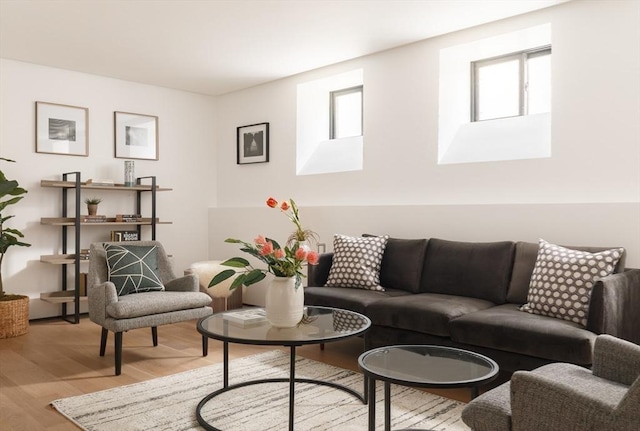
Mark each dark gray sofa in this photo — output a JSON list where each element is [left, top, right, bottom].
[[305, 237, 640, 372]]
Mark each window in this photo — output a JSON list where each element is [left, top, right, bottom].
[[330, 85, 363, 139], [471, 46, 551, 122]]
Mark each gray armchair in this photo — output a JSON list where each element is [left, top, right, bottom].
[[88, 241, 213, 375], [462, 334, 640, 431]]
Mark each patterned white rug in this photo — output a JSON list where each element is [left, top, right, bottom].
[[52, 350, 470, 431]]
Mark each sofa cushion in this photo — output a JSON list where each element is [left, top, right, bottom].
[[420, 239, 515, 304], [366, 293, 496, 337], [378, 237, 429, 293], [325, 234, 388, 290], [520, 239, 624, 327], [104, 244, 164, 296], [507, 241, 627, 305], [449, 303, 596, 364], [304, 286, 410, 315]]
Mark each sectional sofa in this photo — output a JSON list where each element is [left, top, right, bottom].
[[305, 237, 640, 372]]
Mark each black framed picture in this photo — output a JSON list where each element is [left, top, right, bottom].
[[36, 101, 89, 156], [237, 122, 269, 164]]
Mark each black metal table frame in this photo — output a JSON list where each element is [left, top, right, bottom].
[[196, 308, 371, 431], [360, 346, 499, 431]]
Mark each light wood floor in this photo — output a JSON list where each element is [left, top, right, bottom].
[[0, 316, 475, 431]]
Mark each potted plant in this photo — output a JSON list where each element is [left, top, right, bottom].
[[85, 197, 102, 216], [0, 158, 31, 338]]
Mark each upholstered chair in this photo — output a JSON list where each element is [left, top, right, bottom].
[[461, 334, 640, 431], [88, 241, 213, 375]]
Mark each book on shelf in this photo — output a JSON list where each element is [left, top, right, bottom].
[[110, 230, 140, 241], [82, 215, 107, 223], [115, 214, 141, 222], [78, 249, 90, 260], [85, 178, 115, 186], [222, 308, 267, 326]]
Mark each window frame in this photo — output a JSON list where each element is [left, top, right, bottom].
[[329, 85, 363, 140], [470, 45, 551, 122]]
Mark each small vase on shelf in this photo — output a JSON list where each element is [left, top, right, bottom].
[[265, 276, 304, 328]]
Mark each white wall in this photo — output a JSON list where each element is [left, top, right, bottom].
[[210, 1, 640, 267], [0, 59, 216, 319]]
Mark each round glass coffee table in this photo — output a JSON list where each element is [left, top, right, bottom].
[[196, 306, 371, 431], [358, 345, 499, 431]]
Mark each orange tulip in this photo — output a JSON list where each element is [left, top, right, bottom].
[[266, 197, 278, 208]]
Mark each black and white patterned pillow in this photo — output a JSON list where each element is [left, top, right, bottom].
[[105, 244, 164, 296], [325, 234, 388, 291], [520, 239, 623, 327]]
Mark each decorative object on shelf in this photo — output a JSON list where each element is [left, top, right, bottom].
[[35, 101, 89, 157], [237, 122, 269, 164], [110, 230, 140, 241], [114, 111, 159, 160], [0, 158, 31, 338], [124, 160, 135, 186], [264, 275, 304, 327], [84, 197, 102, 216], [208, 197, 319, 327]]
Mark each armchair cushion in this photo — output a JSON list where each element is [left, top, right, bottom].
[[104, 244, 164, 296], [106, 291, 212, 319]]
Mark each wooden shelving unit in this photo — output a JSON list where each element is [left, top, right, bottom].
[[40, 172, 171, 323]]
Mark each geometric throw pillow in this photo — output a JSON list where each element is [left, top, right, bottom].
[[520, 239, 624, 327], [104, 244, 164, 296], [325, 234, 388, 291]]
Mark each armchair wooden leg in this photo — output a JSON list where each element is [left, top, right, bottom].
[[115, 332, 123, 376], [151, 327, 158, 347], [100, 328, 108, 357], [202, 335, 208, 357]]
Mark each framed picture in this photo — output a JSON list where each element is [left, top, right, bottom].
[[237, 122, 269, 164], [114, 111, 158, 160], [36, 101, 88, 156]]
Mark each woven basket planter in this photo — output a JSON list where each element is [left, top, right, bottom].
[[0, 295, 29, 338]]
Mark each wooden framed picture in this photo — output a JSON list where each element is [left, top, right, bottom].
[[114, 111, 158, 160], [35, 101, 88, 156], [237, 122, 269, 164]]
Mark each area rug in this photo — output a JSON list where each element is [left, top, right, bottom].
[[52, 350, 470, 431]]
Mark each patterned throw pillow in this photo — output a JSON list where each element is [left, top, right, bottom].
[[325, 234, 388, 291], [520, 239, 624, 327], [104, 244, 164, 296]]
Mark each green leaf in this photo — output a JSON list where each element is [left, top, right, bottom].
[[243, 270, 266, 286], [230, 274, 246, 290], [221, 257, 250, 267], [207, 269, 236, 287], [224, 238, 243, 244]]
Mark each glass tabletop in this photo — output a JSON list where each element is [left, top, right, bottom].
[[358, 345, 499, 388], [197, 306, 371, 346]]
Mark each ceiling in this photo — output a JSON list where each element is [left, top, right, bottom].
[[0, 0, 568, 96]]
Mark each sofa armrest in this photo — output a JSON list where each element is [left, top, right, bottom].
[[307, 252, 333, 287], [587, 268, 640, 344], [165, 273, 199, 292], [510, 371, 616, 430], [592, 334, 640, 385], [88, 281, 118, 325]]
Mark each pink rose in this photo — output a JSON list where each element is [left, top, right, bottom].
[[260, 241, 274, 255], [295, 248, 307, 261], [306, 251, 319, 265], [274, 248, 285, 259], [254, 235, 267, 245]]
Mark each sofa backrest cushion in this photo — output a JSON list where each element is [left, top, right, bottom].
[[379, 238, 429, 293], [420, 238, 515, 304], [507, 241, 627, 304]]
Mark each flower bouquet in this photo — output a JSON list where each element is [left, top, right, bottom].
[[209, 197, 319, 290]]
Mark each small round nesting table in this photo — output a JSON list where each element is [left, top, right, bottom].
[[196, 306, 371, 431], [358, 345, 499, 431]]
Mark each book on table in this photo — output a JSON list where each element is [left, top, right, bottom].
[[222, 308, 267, 326]]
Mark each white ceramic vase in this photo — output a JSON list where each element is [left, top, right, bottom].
[[265, 276, 304, 328]]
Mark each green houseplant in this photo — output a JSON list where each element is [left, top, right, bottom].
[[84, 197, 102, 216], [0, 158, 31, 338]]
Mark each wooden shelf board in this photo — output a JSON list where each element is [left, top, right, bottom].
[[40, 179, 171, 192], [40, 217, 171, 226], [40, 254, 90, 265], [40, 291, 88, 304]]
